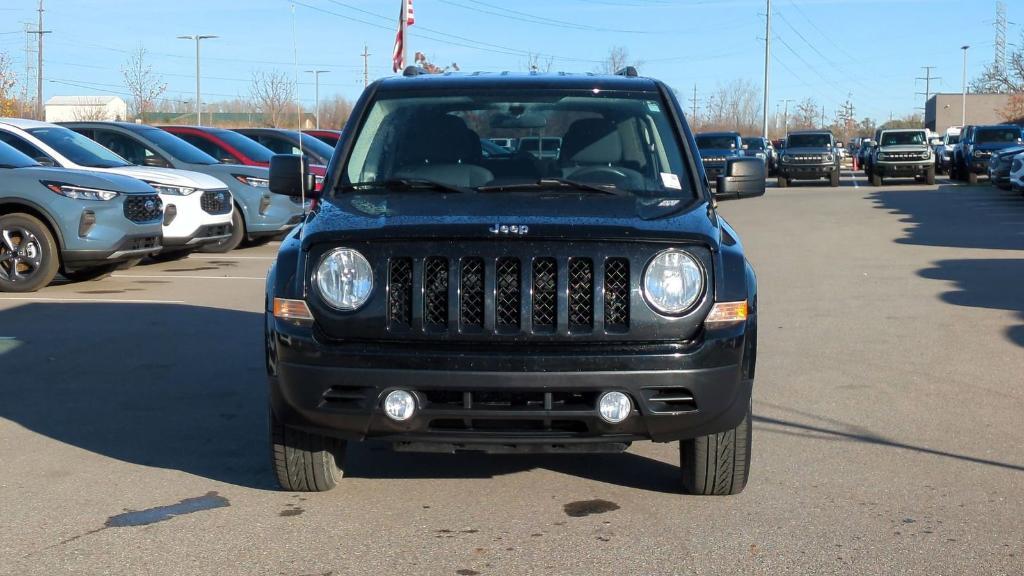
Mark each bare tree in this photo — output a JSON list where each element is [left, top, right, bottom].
[[526, 53, 554, 73], [971, 30, 1024, 94], [0, 51, 17, 117], [319, 95, 353, 129], [595, 46, 642, 75], [700, 79, 762, 133], [72, 105, 115, 121], [121, 46, 167, 122], [793, 98, 820, 130], [250, 70, 296, 128]]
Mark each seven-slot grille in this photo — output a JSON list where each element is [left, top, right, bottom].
[[200, 189, 232, 215], [386, 256, 629, 335], [881, 151, 928, 161], [123, 194, 162, 223], [787, 154, 830, 163]]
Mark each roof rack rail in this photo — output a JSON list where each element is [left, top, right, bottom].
[[402, 66, 429, 77], [615, 66, 639, 78]]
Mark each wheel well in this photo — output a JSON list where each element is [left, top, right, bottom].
[[0, 201, 65, 250]]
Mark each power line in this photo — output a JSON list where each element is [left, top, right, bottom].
[[438, 0, 666, 34]]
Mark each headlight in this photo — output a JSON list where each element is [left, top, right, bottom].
[[315, 248, 373, 311], [643, 250, 704, 315], [973, 150, 984, 158], [233, 174, 270, 188], [756, 152, 766, 159], [782, 154, 792, 163], [877, 152, 887, 161], [824, 154, 834, 163], [147, 182, 198, 196], [42, 181, 119, 201], [920, 151, 931, 159]]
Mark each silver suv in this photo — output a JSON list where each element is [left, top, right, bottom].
[[870, 129, 935, 186], [0, 140, 162, 292]]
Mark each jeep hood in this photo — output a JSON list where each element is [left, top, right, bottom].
[[301, 193, 719, 247]]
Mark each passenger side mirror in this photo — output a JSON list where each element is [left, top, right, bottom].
[[715, 157, 765, 199], [269, 154, 315, 197]]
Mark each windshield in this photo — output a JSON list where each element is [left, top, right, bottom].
[[974, 127, 1021, 144], [0, 140, 38, 168], [945, 134, 960, 145], [211, 129, 275, 162], [695, 135, 738, 150], [786, 134, 832, 148], [27, 126, 131, 168], [137, 127, 218, 164], [881, 131, 926, 146], [742, 138, 765, 150], [341, 89, 693, 198]]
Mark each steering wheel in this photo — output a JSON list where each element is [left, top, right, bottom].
[[568, 166, 633, 187]]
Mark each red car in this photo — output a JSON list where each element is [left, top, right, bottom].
[[164, 125, 327, 190], [302, 129, 341, 147]]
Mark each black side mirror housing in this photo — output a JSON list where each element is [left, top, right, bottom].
[[716, 157, 766, 199], [269, 154, 315, 197]]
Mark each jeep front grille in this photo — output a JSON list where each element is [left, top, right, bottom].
[[123, 194, 162, 223], [384, 255, 631, 335]]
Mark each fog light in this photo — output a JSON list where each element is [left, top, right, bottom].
[[383, 390, 416, 421], [598, 391, 631, 424]]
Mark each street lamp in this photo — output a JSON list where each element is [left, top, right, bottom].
[[304, 69, 330, 129], [177, 34, 218, 126], [961, 45, 969, 126]]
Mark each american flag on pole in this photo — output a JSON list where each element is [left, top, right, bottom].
[[392, 0, 415, 73]]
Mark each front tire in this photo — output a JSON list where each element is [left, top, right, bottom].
[[270, 409, 347, 492], [0, 213, 59, 293], [967, 171, 978, 185], [199, 208, 245, 254], [830, 170, 840, 187], [871, 173, 882, 187], [679, 399, 752, 496], [925, 166, 936, 185], [776, 176, 788, 188]]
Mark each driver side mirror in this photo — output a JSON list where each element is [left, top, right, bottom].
[[269, 154, 315, 197], [716, 157, 766, 199]]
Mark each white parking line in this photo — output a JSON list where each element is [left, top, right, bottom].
[[112, 274, 265, 281], [0, 297, 186, 304]]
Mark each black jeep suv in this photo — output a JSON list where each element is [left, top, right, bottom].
[[264, 70, 764, 495]]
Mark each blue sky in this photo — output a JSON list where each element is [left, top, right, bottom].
[[0, 0, 1015, 123]]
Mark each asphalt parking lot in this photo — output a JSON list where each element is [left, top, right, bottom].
[[2, 171, 1022, 575]]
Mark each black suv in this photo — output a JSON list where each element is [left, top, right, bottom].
[[777, 130, 840, 187], [264, 70, 764, 495], [952, 124, 1023, 184]]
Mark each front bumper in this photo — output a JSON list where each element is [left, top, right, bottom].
[[875, 161, 931, 177], [267, 319, 754, 446], [968, 159, 991, 174], [779, 163, 835, 179], [62, 234, 162, 267], [160, 190, 234, 244], [162, 223, 233, 248]]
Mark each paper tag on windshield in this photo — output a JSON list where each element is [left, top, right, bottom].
[[660, 173, 681, 189]]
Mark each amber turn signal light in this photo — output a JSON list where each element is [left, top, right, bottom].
[[705, 301, 748, 325], [273, 298, 314, 323]]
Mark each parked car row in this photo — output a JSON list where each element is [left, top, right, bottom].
[[0, 118, 335, 292]]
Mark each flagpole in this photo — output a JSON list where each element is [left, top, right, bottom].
[[400, 0, 408, 70]]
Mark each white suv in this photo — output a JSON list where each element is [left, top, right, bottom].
[[0, 118, 233, 257]]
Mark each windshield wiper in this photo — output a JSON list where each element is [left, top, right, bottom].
[[476, 178, 627, 196], [338, 178, 473, 194]]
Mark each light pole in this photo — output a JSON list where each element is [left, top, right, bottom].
[[177, 34, 218, 126], [960, 45, 969, 126], [305, 69, 330, 129], [762, 0, 771, 138], [780, 99, 794, 134]]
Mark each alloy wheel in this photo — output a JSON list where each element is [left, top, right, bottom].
[[0, 226, 43, 284]]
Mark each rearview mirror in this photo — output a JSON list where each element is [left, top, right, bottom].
[[716, 157, 766, 199], [269, 154, 315, 197]]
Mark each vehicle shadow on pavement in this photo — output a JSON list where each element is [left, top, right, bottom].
[[867, 183, 1024, 251], [918, 258, 1024, 348], [0, 302, 684, 493], [0, 303, 275, 490], [345, 444, 681, 494]]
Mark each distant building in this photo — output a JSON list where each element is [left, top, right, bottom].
[[925, 93, 1012, 134], [44, 96, 128, 123]]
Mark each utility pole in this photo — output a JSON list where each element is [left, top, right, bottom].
[[775, 102, 781, 132], [361, 44, 371, 88], [780, 98, 794, 134], [177, 34, 218, 126], [689, 84, 699, 125], [762, 0, 771, 138], [820, 107, 826, 129], [995, 1, 1007, 75], [915, 66, 940, 113], [305, 69, 330, 129], [961, 45, 970, 126], [28, 0, 51, 120]]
